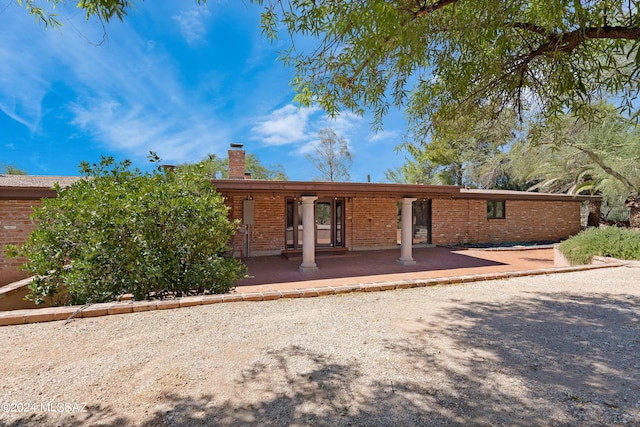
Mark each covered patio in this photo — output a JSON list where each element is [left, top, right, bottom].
[[234, 245, 557, 294]]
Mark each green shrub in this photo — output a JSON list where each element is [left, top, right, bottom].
[[6, 156, 247, 305], [559, 226, 640, 265]]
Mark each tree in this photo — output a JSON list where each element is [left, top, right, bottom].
[[6, 155, 247, 305], [384, 143, 438, 184], [179, 153, 288, 180], [22, 2, 640, 133], [392, 106, 521, 188], [257, 0, 640, 136], [511, 104, 640, 226], [307, 128, 353, 182], [1, 164, 27, 175], [18, 0, 203, 27], [178, 154, 227, 178], [243, 154, 288, 180]]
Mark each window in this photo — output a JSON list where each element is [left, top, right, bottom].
[[487, 200, 505, 219]]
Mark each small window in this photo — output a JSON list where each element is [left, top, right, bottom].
[[487, 200, 505, 219]]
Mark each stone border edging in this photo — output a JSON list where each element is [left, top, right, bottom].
[[0, 277, 33, 298], [0, 263, 619, 327]]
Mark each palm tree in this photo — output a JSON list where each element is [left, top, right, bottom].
[[516, 104, 640, 227]]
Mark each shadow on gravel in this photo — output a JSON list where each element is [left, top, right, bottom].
[[135, 346, 447, 427], [2, 404, 130, 427], [5, 292, 639, 426], [386, 292, 640, 426]]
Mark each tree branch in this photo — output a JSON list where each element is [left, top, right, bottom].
[[414, 0, 459, 18], [510, 22, 552, 37], [516, 26, 640, 65], [567, 143, 640, 195], [345, 0, 458, 88]]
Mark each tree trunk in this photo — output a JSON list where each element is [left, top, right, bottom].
[[626, 195, 640, 229], [630, 207, 640, 229], [587, 200, 601, 227]]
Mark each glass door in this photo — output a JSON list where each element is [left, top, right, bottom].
[[286, 198, 345, 249], [315, 201, 332, 247], [413, 200, 431, 244]]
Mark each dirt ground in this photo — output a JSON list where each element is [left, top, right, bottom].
[[1, 266, 639, 426]]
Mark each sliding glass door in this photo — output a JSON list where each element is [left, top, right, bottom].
[[286, 198, 344, 249]]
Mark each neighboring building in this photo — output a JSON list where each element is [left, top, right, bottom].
[[0, 148, 600, 283]]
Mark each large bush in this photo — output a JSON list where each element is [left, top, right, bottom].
[[559, 226, 640, 265], [7, 157, 246, 305]]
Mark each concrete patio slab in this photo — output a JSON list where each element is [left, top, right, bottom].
[[234, 246, 559, 293]]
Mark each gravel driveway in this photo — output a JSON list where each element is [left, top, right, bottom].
[[1, 266, 639, 426]]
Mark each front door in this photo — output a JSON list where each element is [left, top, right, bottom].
[[413, 199, 431, 244], [286, 198, 344, 249]]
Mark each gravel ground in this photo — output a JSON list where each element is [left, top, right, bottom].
[[1, 266, 639, 426]]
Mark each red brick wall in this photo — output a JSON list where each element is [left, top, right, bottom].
[[2, 190, 585, 284], [0, 199, 41, 286], [248, 195, 286, 254], [224, 194, 286, 256], [346, 196, 397, 250], [431, 199, 582, 245], [214, 193, 585, 256], [224, 195, 244, 255], [222, 195, 400, 255]]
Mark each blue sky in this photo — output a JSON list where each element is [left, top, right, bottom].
[[0, 0, 408, 181]]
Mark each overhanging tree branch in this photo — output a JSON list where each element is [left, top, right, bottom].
[[567, 143, 640, 195], [413, 0, 459, 18], [517, 26, 640, 65]]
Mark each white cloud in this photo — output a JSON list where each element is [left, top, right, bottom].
[[369, 129, 402, 143], [0, 11, 53, 132], [0, 1, 407, 182], [321, 111, 363, 135], [251, 104, 319, 146], [0, 2, 233, 165], [70, 99, 230, 164], [172, 6, 212, 45]]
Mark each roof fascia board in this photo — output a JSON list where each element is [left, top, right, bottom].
[[0, 188, 57, 200]]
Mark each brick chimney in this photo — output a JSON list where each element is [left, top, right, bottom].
[[228, 143, 245, 180]]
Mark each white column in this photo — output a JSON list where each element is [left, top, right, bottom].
[[397, 197, 417, 265], [299, 196, 319, 272]]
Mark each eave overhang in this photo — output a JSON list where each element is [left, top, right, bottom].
[[211, 179, 601, 202]]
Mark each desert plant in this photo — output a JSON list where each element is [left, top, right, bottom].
[[6, 156, 246, 305], [558, 227, 640, 265]]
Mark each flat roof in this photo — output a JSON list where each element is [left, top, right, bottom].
[[0, 175, 601, 202], [212, 179, 600, 202], [457, 188, 598, 202], [212, 179, 460, 198], [0, 175, 81, 200]]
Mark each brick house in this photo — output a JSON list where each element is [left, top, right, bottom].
[[215, 147, 600, 272], [1, 149, 599, 283]]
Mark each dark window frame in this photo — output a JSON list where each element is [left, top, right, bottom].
[[487, 200, 506, 219], [285, 197, 345, 249]]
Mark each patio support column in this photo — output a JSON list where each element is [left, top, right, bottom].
[[397, 197, 417, 266], [299, 196, 319, 272]]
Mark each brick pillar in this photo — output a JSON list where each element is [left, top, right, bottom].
[[587, 200, 601, 227], [228, 149, 245, 180]]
